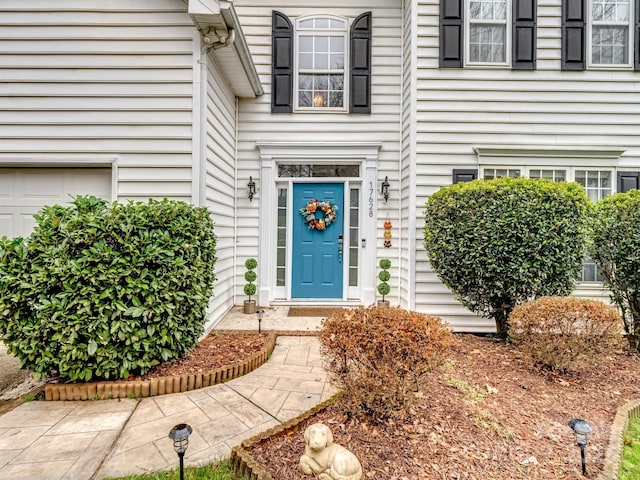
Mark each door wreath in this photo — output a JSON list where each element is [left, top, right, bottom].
[[299, 199, 338, 231]]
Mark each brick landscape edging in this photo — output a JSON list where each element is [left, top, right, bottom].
[[598, 398, 640, 480], [44, 334, 276, 401], [230, 394, 340, 480]]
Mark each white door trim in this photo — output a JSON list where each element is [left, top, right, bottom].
[[255, 142, 381, 306]]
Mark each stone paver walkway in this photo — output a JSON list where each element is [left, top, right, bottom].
[[0, 336, 335, 480]]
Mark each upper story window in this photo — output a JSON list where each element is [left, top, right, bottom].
[[296, 17, 347, 110], [589, 0, 633, 66], [562, 0, 639, 70], [440, 0, 536, 69], [467, 0, 510, 64], [271, 11, 372, 114]]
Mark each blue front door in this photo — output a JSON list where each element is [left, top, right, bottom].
[[292, 183, 344, 299]]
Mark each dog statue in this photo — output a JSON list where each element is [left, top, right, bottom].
[[299, 423, 363, 480]]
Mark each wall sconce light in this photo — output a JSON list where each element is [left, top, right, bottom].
[[256, 309, 264, 334], [247, 176, 256, 201], [568, 418, 592, 477], [381, 176, 390, 203], [169, 423, 192, 480]]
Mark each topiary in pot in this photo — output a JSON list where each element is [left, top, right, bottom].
[[243, 258, 257, 314], [377, 258, 391, 307]]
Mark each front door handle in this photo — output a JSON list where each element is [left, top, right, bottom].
[[338, 235, 343, 264]]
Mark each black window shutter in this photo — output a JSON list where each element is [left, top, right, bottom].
[[350, 12, 372, 114], [453, 169, 478, 183], [512, 0, 536, 69], [440, 0, 464, 68], [271, 11, 293, 113], [561, 0, 586, 70], [618, 171, 640, 192]]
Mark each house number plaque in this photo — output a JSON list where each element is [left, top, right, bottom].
[[368, 181, 374, 218]]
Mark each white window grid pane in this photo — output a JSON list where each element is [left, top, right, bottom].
[[349, 188, 359, 287], [298, 74, 344, 108], [470, 0, 507, 20], [296, 18, 346, 109], [592, 0, 629, 22], [276, 188, 287, 287], [592, 26, 628, 64], [529, 169, 567, 182], [590, 0, 631, 65], [582, 258, 605, 282], [483, 168, 521, 179], [298, 17, 347, 31], [469, 25, 506, 62], [300, 36, 343, 72], [575, 170, 612, 201]]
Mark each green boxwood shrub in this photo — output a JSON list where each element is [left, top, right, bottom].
[[424, 177, 591, 337], [0, 196, 216, 381], [591, 189, 640, 351]]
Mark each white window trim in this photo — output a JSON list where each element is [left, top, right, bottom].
[[587, 0, 634, 68], [293, 15, 349, 112], [464, 0, 512, 67]]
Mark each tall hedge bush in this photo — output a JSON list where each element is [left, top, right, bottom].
[[591, 189, 640, 351], [0, 196, 216, 381], [424, 177, 591, 337]]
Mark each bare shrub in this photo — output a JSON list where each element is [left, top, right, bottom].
[[319, 306, 456, 421], [509, 296, 623, 373]]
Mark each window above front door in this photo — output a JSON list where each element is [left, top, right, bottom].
[[296, 16, 348, 110]]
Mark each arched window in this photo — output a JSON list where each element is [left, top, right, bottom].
[[296, 16, 348, 109]]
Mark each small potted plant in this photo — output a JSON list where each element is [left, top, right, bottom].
[[377, 258, 391, 308], [243, 258, 257, 314]]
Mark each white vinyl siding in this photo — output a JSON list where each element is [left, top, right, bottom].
[[400, 0, 417, 310], [203, 54, 238, 326], [0, 1, 195, 202], [415, 0, 640, 330], [234, 0, 402, 303]]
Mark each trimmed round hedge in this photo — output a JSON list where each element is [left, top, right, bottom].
[[423, 177, 591, 337], [0, 196, 216, 381], [592, 189, 640, 351]]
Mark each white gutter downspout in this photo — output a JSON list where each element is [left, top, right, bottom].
[[191, 30, 204, 206]]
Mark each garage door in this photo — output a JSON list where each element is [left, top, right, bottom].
[[0, 168, 112, 238]]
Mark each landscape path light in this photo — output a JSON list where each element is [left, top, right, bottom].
[[256, 308, 264, 333], [568, 418, 592, 477], [169, 423, 192, 480]]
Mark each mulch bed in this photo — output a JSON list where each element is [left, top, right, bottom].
[[137, 331, 270, 380], [247, 334, 640, 479]]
